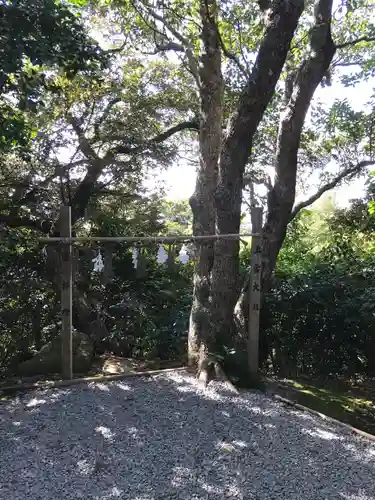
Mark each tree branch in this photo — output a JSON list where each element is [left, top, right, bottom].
[[216, 26, 249, 78], [137, 0, 200, 86], [66, 113, 110, 222], [66, 114, 99, 162], [336, 36, 375, 49], [68, 115, 197, 224], [221, 0, 304, 169], [290, 159, 375, 220], [143, 4, 191, 51], [103, 40, 127, 54], [334, 61, 361, 67], [235, 18, 251, 76], [154, 39, 185, 53], [0, 213, 52, 233], [94, 97, 122, 139], [106, 119, 199, 157]]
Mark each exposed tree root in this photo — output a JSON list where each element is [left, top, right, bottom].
[[214, 362, 240, 394], [197, 356, 239, 394]]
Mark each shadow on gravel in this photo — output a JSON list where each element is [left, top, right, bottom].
[[0, 371, 374, 500]]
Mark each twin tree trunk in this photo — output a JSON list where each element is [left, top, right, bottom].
[[189, 0, 336, 374], [18, 0, 338, 374]]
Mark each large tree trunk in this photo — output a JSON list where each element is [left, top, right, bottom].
[[236, 0, 336, 343], [262, 0, 336, 293], [209, 0, 304, 351], [188, 0, 223, 369], [46, 222, 110, 344]]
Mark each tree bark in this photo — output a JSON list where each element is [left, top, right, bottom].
[[188, 0, 223, 367], [210, 0, 304, 349], [262, 0, 336, 294], [46, 221, 110, 343], [236, 0, 336, 342]]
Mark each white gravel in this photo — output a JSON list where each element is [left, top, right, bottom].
[[0, 370, 374, 500]]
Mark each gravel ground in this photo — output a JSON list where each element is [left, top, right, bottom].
[[0, 370, 374, 500]]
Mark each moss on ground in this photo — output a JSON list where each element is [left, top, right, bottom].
[[273, 377, 375, 435]]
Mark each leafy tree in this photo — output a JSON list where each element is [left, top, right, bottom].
[[160, 200, 192, 235], [0, 225, 60, 375], [0, 47, 198, 338], [92, 0, 375, 378], [0, 186, 194, 374], [2, 0, 375, 381], [0, 0, 106, 148]]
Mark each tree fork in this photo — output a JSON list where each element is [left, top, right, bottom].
[[236, 0, 338, 343], [209, 0, 305, 349]]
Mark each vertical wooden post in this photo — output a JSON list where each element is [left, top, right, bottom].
[[60, 206, 73, 380], [248, 207, 263, 376]]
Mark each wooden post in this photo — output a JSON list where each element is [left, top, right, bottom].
[[248, 207, 263, 376], [60, 206, 73, 380]]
